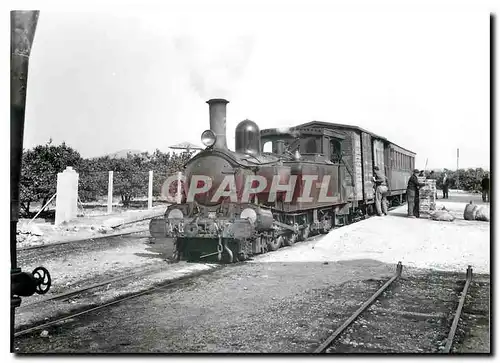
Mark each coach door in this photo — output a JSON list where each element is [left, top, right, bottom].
[[384, 146, 391, 192]]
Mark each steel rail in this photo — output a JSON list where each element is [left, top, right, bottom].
[[19, 228, 149, 251], [18, 264, 173, 309], [314, 261, 403, 353], [442, 265, 473, 354], [314, 262, 403, 354], [14, 265, 224, 338]]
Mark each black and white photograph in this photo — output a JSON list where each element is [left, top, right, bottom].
[[9, 0, 493, 355]]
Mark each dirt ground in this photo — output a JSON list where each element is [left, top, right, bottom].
[[254, 191, 489, 274], [15, 259, 395, 353], [14, 234, 217, 330], [14, 262, 489, 354], [16, 205, 166, 249], [13, 190, 490, 353]]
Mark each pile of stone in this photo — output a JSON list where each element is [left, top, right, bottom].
[[17, 222, 45, 243], [419, 179, 436, 218]]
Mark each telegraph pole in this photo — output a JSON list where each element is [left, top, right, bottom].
[[456, 148, 460, 189]]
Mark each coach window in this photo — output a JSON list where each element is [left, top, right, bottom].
[[330, 139, 342, 163]]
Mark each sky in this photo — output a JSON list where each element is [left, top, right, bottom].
[[21, 3, 491, 170]]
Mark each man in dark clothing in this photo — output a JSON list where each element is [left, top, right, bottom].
[[407, 169, 425, 218], [481, 174, 490, 202], [442, 173, 449, 199], [373, 166, 389, 216]]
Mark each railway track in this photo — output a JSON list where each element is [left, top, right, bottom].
[[14, 264, 225, 338], [314, 264, 474, 354], [19, 229, 149, 252]]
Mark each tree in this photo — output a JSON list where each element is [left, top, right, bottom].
[[20, 140, 81, 215], [434, 167, 488, 192], [149, 150, 193, 198], [20, 144, 196, 213], [78, 157, 111, 202], [111, 153, 150, 207]]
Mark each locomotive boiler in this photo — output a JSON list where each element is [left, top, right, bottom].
[[150, 98, 415, 262]]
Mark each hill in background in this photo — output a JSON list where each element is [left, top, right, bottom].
[[104, 149, 145, 159]]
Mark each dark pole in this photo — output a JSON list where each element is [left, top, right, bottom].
[[11, 10, 40, 352]]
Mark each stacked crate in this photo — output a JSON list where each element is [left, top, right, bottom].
[[418, 178, 436, 217]]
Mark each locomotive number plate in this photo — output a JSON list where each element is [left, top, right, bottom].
[[208, 212, 216, 219]]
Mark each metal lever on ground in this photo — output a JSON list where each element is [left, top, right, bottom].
[[11, 266, 52, 297], [32, 267, 52, 295], [442, 265, 473, 354], [313, 261, 403, 354]]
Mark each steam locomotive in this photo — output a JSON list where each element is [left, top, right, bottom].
[[149, 99, 415, 262]]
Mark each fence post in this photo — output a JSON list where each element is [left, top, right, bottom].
[[55, 167, 79, 225], [148, 170, 153, 209], [107, 171, 113, 214]]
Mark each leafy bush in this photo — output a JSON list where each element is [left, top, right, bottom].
[[432, 168, 488, 192], [20, 142, 193, 215], [20, 140, 81, 214]]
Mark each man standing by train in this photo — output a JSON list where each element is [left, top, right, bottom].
[[373, 166, 389, 216], [481, 173, 490, 202], [407, 169, 425, 218], [442, 172, 450, 199]]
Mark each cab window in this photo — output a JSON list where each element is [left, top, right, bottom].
[[262, 140, 273, 153]]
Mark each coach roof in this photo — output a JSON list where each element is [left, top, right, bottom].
[[296, 121, 416, 156]]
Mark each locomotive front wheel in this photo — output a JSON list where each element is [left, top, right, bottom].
[[267, 235, 283, 251], [32, 267, 51, 295]]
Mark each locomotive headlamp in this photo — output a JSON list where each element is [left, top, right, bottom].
[[240, 208, 258, 224], [201, 130, 217, 147], [167, 208, 184, 220]]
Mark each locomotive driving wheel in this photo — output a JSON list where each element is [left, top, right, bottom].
[[320, 217, 333, 234], [284, 233, 298, 246], [267, 235, 283, 251], [299, 225, 310, 241]]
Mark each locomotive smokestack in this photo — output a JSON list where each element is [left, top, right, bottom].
[[206, 98, 229, 149]]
